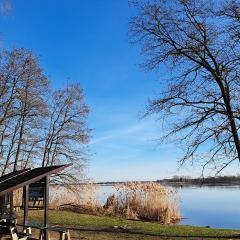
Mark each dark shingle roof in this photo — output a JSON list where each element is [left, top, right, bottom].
[[0, 164, 71, 197], [0, 169, 30, 183]]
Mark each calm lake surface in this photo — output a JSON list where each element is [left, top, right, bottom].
[[98, 184, 240, 229]]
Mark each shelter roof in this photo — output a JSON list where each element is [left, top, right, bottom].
[[0, 164, 71, 197]]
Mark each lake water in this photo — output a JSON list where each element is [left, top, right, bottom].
[[179, 185, 240, 229], [98, 184, 240, 229]]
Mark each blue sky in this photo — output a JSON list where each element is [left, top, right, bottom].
[[0, 0, 238, 181]]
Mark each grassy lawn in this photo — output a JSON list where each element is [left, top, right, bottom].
[[19, 210, 240, 240]]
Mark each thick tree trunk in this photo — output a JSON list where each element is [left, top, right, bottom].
[[224, 101, 240, 160], [217, 77, 240, 161]]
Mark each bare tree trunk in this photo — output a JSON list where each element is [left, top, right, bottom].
[[2, 120, 20, 175], [13, 115, 25, 171], [214, 74, 240, 161]]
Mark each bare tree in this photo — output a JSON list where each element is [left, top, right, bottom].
[[41, 84, 90, 184], [0, 48, 90, 182], [0, 48, 49, 173], [130, 0, 240, 174]]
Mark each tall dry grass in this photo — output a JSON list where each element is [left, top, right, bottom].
[[13, 189, 23, 207], [49, 182, 180, 224], [50, 183, 101, 211], [110, 182, 180, 223]]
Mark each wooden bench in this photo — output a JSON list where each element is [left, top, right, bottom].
[[9, 227, 30, 240], [0, 226, 30, 240], [19, 224, 70, 240], [48, 227, 70, 240]]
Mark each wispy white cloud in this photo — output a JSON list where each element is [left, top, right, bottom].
[[90, 120, 151, 145]]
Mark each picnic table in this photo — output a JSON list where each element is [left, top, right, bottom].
[[17, 223, 71, 240], [0, 213, 30, 240]]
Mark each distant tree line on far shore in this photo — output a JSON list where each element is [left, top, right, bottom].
[[95, 175, 240, 186], [157, 175, 240, 185]]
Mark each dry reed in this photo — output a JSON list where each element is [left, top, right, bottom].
[[49, 182, 180, 224], [109, 182, 180, 224], [50, 183, 101, 212]]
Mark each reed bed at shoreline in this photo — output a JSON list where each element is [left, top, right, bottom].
[[110, 182, 180, 223], [49, 182, 180, 224]]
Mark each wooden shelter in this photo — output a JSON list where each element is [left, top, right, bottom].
[[0, 164, 71, 240]]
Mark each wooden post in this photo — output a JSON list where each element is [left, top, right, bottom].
[[9, 192, 13, 218], [44, 176, 49, 240], [23, 185, 29, 225], [0, 195, 5, 217]]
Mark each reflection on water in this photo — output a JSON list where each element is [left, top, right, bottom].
[[98, 184, 240, 229]]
